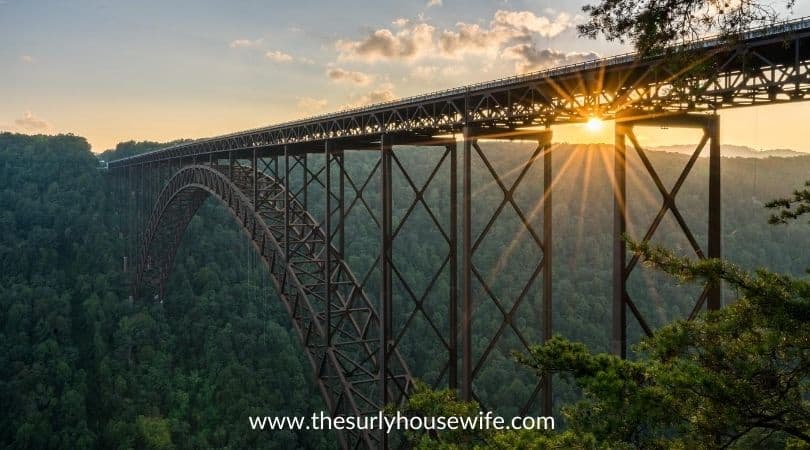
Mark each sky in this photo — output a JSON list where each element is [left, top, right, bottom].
[[2, 0, 810, 153]]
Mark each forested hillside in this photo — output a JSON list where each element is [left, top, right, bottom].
[[1, 132, 809, 448], [0, 133, 330, 449]]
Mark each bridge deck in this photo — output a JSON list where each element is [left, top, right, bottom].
[[108, 17, 810, 169]]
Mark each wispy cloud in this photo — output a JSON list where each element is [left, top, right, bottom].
[[229, 38, 263, 49], [502, 44, 598, 73], [14, 111, 49, 131], [340, 84, 397, 109], [392, 18, 410, 27], [426, 0, 442, 8], [296, 97, 328, 115], [265, 50, 294, 63], [327, 67, 374, 85], [410, 65, 438, 81], [20, 55, 35, 64]]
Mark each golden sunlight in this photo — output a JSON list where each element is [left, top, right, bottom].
[[585, 117, 604, 133]]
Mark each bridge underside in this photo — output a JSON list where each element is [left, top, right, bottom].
[[112, 108, 727, 448]]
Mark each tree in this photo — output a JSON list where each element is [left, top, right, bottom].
[[767, 181, 810, 225], [524, 239, 808, 448], [578, 0, 796, 54], [398, 382, 592, 450], [404, 239, 809, 449]]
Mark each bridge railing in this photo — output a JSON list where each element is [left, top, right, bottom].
[[109, 15, 810, 167], [215, 14, 810, 129]]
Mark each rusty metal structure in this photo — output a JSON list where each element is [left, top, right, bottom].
[[107, 17, 810, 449]]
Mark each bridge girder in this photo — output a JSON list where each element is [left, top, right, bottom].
[[98, 12, 799, 448], [111, 108, 729, 448], [135, 164, 413, 449], [109, 18, 810, 169]]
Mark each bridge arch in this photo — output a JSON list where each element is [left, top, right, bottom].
[[134, 164, 410, 449]]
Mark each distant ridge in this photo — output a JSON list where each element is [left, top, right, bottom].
[[651, 144, 808, 159]]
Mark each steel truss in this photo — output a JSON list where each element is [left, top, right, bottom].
[[612, 113, 721, 358], [101, 14, 810, 449], [122, 122, 563, 447], [114, 109, 722, 448], [460, 128, 554, 415], [134, 162, 412, 449], [109, 17, 810, 170]]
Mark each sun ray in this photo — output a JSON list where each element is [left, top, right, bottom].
[[483, 143, 578, 288], [572, 144, 598, 268]]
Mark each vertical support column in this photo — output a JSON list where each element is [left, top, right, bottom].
[[252, 148, 258, 207], [150, 163, 157, 205], [541, 135, 553, 415], [338, 150, 346, 258], [613, 124, 628, 358], [448, 142, 458, 391], [284, 145, 291, 262], [228, 151, 234, 180], [707, 116, 722, 310], [461, 126, 473, 401], [380, 135, 393, 450], [325, 141, 333, 346], [380, 136, 393, 399], [137, 163, 142, 250], [128, 165, 133, 267], [302, 154, 309, 211]]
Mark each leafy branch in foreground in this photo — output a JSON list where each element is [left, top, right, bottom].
[[767, 180, 810, 225], [398, 382, 593, 450], [407, 240, 809, 449], [578, 0, 795, 55], [520, 241, 809, 448]]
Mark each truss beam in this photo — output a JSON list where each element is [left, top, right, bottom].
[[613, 113, 721, 358]]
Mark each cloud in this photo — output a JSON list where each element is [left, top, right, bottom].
[[298, 56, 316, 65], [492, 10, 572, 37], [439, 11, 574, 57], [336, 23, 435, 62], [426, 0, 442, 7], [327, 67, 374, 85], [335, 10, 576, 62], [410, 65, 438, 81], [20, 55, 35, 64], [360, 88, 396, 104], [502, 44, 599, 73], [438, 23, 499, 57], [297, 97, 328, 115], [265, 50, 294, 63], [392, 18, 410, 27], [229, 38, 263, 49], [14, 111, 49, 131], [340, 85, 398, 109]]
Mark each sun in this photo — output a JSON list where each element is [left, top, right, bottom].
[[585, 117, 604, 133]]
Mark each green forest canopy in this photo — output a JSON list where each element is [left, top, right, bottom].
[[1, 132, 809, 448]]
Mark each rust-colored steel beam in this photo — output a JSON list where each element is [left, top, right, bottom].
[[109, 18, 810, 169], [613, 113, 722, 358]]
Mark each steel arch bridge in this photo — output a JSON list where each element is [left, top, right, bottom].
[[108, 17, 810, 449]]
